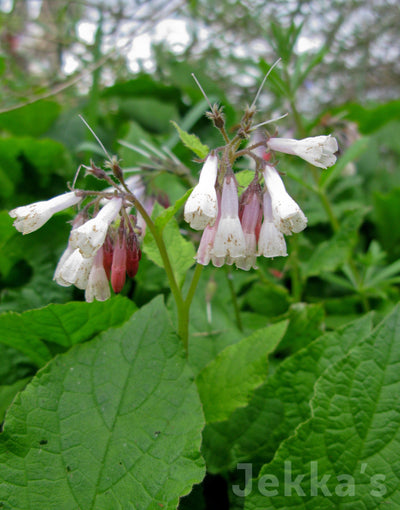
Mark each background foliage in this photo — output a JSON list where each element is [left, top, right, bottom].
[[0, 0, 400, 508]]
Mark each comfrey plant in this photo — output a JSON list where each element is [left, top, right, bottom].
[[8, 69, 338, 349], [183, 74, 338, 272], [9, 152, 144, 303]]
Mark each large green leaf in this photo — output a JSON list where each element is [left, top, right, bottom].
[[374, 187, 400, 262], [0, 297, 205, 509], [202, 314, 373, 473], [0, 297, 137, 366], [197, 321, 287, 423], [245, 306, 400, 508], [302, 208, 366, 278], [0, 100, 61, 137]]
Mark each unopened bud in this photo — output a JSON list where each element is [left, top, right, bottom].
[[111, 223, 127, 293], [103, 233, 114, 280], [89, 161, 108, 180]]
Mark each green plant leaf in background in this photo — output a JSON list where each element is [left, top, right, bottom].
[[244, 305, 400, 508], [202, 313, 373, 474], [171, 121, 209, 159], [374, 187, 400, 262], [196, 321, 287, 423], [302, 208, 366, 278], [0, 100, 61, 137], [0, 296, 137, 366], [0, 297, 205, 509]]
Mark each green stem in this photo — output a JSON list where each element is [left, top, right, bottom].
[[289, 235, 302, 301], [178, 263, 204, 353], [184, 263, 203, 308], [126, 192, 186, 335], [225, 266, 243, 332]]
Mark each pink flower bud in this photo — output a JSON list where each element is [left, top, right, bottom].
[[126, 230, 141, 278], [111, 228, 127, 294], [236, 182, 262, 270], [103, 233, 114, 280]]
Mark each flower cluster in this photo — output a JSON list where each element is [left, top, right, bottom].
[[9, 172, 144, 302], [184, 132, 338, 270]]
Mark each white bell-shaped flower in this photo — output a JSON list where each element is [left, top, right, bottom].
[[196, 191, 221, 266], [257, 189, 287, 258], [55, 248, 94, 290], [267, 135, 338, 169], [9, 191, 82, 235], [69, 197, 122, 258], [184, 154, 218, 230], [263, 165, 307, 235], [85, 247, 111, 302], [212, 173, 246, 260]]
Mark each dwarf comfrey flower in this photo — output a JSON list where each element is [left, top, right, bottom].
[[85, 247, 111, 302], [212, 173, 246, 261], [263, 165, 307, 235], [257, 189, 287, 258], [236, 183, 262, 271], [184, 154, 218, 230], [196, 191, 222, 266], [70, 197, 123, 258], [9, 191, 82, 235], [267, 135, 338, 169], [54, 249, 94, 289]]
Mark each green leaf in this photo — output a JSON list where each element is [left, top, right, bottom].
[[243, 282, 291, 317], [319, 137, 370, 191], [143, 203, 195, 287], [0, 297, 137, 366], [0, 297, 205, 509], [197, 321, 287, 423], [0, 211, 17, 278], [0, 100, 61, 137], [0, 378, 30, 423], [202, 314, 373, 473], [245, 306, 400, 508], [171, 121, 209, 159], [374, 188, 400, 261], [302, 208, 366, 278], [272, 303, 325, 357], [154, 189, 193, 232]]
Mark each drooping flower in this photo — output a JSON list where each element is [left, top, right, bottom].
[[184, 154, 218, 230], [9, 191, 82, 235], [196, 191, 222, 266], [85, 247, 111, 302], [54, 248, 94, 289], [69, 197, 123, 258], [257, 188, 287, 258], [267, 135, 338, 169], [236, 182, 263, 270], [212, 172, 246, 262], [263, 165, 307, 235]]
